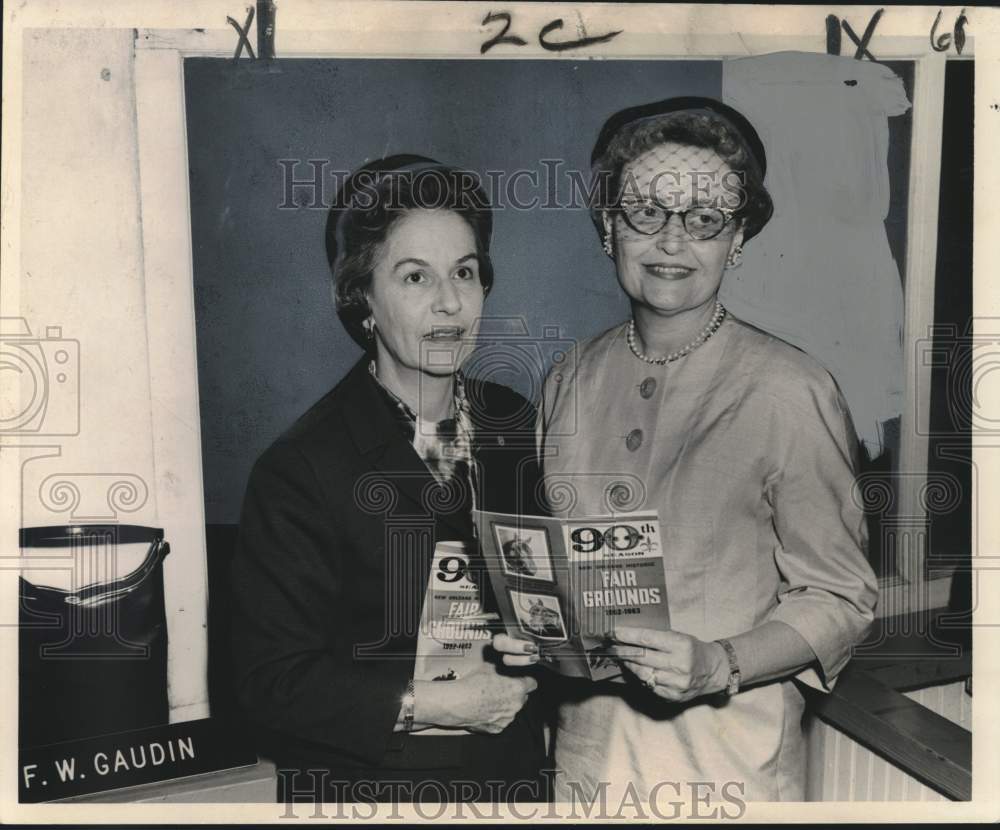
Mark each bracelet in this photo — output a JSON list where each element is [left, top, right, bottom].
[[401, 678, 416, 732], [715, 638, 742, 696]]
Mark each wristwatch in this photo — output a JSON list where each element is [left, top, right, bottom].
[[400, 678, 416, 732], [715, 638, 742, 696]]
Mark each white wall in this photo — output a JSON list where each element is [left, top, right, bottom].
[[11, 27, 208, 722]]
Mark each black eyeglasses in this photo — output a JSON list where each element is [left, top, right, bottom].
[[618, 201, 738, 241]]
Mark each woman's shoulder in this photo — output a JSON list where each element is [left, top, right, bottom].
[[724, 316, 844, 408], [552, 321, 629, 379], [281, 374, 358, 444], [578, 320, 629, 354], [252, 362, 368, 472]]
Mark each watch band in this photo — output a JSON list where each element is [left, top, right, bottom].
[[715, 638, 742, 696], [401, 678, 416, 732]]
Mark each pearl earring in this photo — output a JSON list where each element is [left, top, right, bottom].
[[726, 245, 743, 268], [362, 318, 375, 341]]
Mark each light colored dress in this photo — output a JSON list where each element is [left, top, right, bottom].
[[537, 315, 878, 802]]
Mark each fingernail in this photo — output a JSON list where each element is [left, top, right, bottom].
[[522, 642, 538, 654]]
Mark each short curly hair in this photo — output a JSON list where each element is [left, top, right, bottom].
[[325, 156, 495, 351], [590, 106, 773, 243]]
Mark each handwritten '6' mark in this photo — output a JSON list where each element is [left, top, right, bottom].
[[930, 8, 969, 55], [481, 10, 622, 55]]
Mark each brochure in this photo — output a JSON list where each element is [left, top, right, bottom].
[[474, 510, 670, 681]]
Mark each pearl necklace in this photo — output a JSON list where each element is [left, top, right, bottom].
[[626, 301, 727, 365]]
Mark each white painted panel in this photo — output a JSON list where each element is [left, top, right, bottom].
[[134, 45, 210, 721], [18, 28, 157, 525]]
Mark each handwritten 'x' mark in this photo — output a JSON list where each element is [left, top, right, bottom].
[[227, 6, 256, 61], [842, 8, 884, 61]]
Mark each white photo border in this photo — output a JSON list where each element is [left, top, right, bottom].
[[2, 0, 998, 822]]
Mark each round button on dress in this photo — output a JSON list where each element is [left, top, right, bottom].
[[625, 428, 643, 451], [639, 377, 657, 399]]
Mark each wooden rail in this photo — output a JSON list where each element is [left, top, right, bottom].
[[804, 609, 972, 801]]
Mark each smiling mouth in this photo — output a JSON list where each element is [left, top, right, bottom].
[[644, 264, 695, 279], [425, 326, 466, 340]]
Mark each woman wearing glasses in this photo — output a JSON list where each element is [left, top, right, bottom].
[[497, 98, 878, 801]]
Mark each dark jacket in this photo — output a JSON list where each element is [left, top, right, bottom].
[[231, 358, 546, 782]]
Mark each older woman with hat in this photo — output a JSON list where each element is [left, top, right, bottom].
[[497, 98, 878, 801], [231, 155, 546, 803]]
